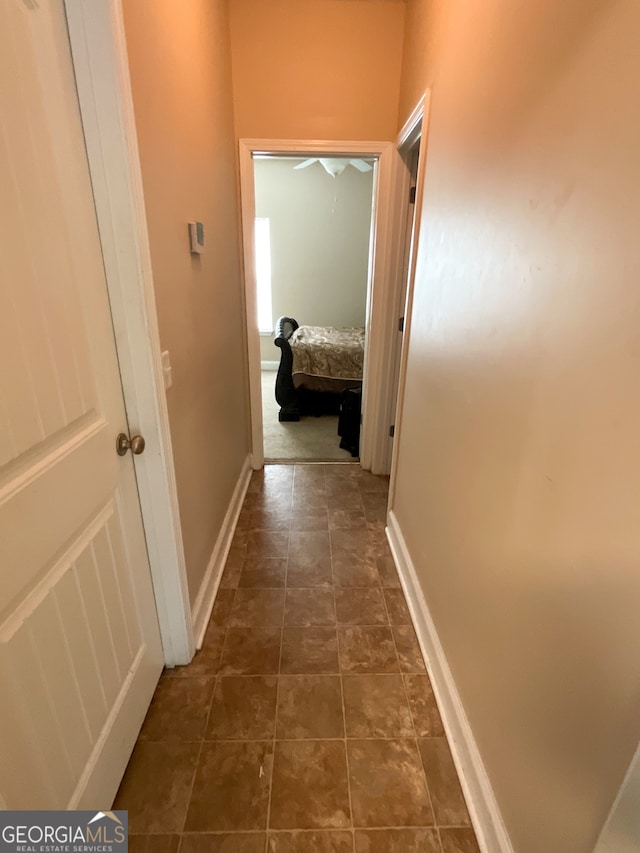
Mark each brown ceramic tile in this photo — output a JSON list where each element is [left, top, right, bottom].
[[289, 531, 331, 554], [249, 507, 292, 530], [284, 589, 336, 626], [290, 509, 330, 531], [287, 557, 333, 588], [139, 676, 214, 742], [167, 628, 225, 678], [185, 741, 273, 831], [239, 557, 287, 588], [354, 829, 440, 852], [269, 740, 350, 829], [235, 506, 253, 530], [376, 553, 400, 588], [323, 463, 360, 479], [218, 627, 281, 675], [276, 675, 344, 739], [393, 625, 426, 673], [220, 551, 244, 588], [287, 532, 333, 588], [342, 674, 414, 738], [328, 506, 366, 530], [246, 470, 265, 492], [325, 482, 361, 506], [404, 674, 444, 737], [324, 463, 360, 479], [129, 836, 180, 853], [331, 530, 380, 588], [206, 676, 278, 740], [247, 530, 289, 558], [281, 627, 339, 674], [335, 589, 388, 625], [418, 738, 471, 826], [439, 828, 481, 853], [246, 481, 261, 496], [361, 491, 388, 515], [347, 739, 433, 828], [268, 831, 353, 852], [243, 491, 270, 510], [294, 465, 327, 486], [258, 467, 294, 495], [338, 627, 399, 673], [367, 525, 388, 550], [209, 589, 236, 627], [357, 473, 389, 493], [231, 529, 250, 549], [383, 589, 411, 624], [292, 491, 328, 511], [292, 484, 326, 501], [361, 505, 386, 526], [229, 588, 285, 627], [179, 835, 266, 853], [365, 521, 386, 541], [114, 741, 199, 832]]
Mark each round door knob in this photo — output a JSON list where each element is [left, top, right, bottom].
[[116, 432, 146, 456]]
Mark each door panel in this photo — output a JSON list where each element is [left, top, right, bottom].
[[0, 0, 163, 807]]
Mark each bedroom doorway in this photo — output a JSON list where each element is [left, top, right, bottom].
[[253, 154, 376, 463], [240, 140, 393, 473]]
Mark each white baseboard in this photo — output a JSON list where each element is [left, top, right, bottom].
[[191, 456, 252, 649], [261, 360, 279, 371], [386, 510, 513, 853]]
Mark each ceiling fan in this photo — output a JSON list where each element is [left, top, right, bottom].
[[294, 157, 373, 178]]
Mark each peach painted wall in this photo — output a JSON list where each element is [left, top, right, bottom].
[[228, 0, 406, 140], [123, 0, 250, 605], [393, 1, 640, 851], [396, 0, 449, 127]]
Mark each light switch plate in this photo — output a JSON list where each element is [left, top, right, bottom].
[[188, 221, 204, 254]]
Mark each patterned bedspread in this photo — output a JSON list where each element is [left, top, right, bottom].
[[290, 325, 365, 385]]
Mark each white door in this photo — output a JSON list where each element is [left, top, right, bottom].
[[0, 0, 164, 808]]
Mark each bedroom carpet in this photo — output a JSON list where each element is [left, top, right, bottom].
[[115, 464, 481, 853], [261, 370, 356, 463]]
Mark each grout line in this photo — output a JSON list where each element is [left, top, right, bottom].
[[330, 510, 356, 852], [263, 476, 291, 846], [134, 734, 450, 744], [180, 722, 206, 834], [133, 825, 465, 838]]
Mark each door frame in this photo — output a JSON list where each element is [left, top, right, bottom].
[[388, 92, 431, 509], [64, 0, 194, 665], [238, 138, 397, 473]]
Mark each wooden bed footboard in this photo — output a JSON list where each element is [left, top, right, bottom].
[[274, 316, 300, 421]]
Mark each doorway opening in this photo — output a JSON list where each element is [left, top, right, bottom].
[[251, 155, 376, 463], [239, 139, 396, 473], [388, 94, 428, 508]]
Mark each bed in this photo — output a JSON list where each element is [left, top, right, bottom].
[[273, 316, 365, 421]]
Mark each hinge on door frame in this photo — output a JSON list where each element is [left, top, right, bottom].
[[389, 425, 395, 438], [409, 185, 417, 204], [398, 316, 405, 333]]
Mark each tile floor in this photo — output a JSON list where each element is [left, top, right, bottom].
[[115, 464, 481, 853]]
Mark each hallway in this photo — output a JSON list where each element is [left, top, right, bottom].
[[115, 464, 480, 853]]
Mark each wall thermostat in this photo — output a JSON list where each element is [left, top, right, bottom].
[[188, 221, 205, 254]]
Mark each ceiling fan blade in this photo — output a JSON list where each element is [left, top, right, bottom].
[[350, 158, 373, 172], [293, 159, 318, 170]]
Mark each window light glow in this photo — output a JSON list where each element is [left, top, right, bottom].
[[255, 217, 273, 333]]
